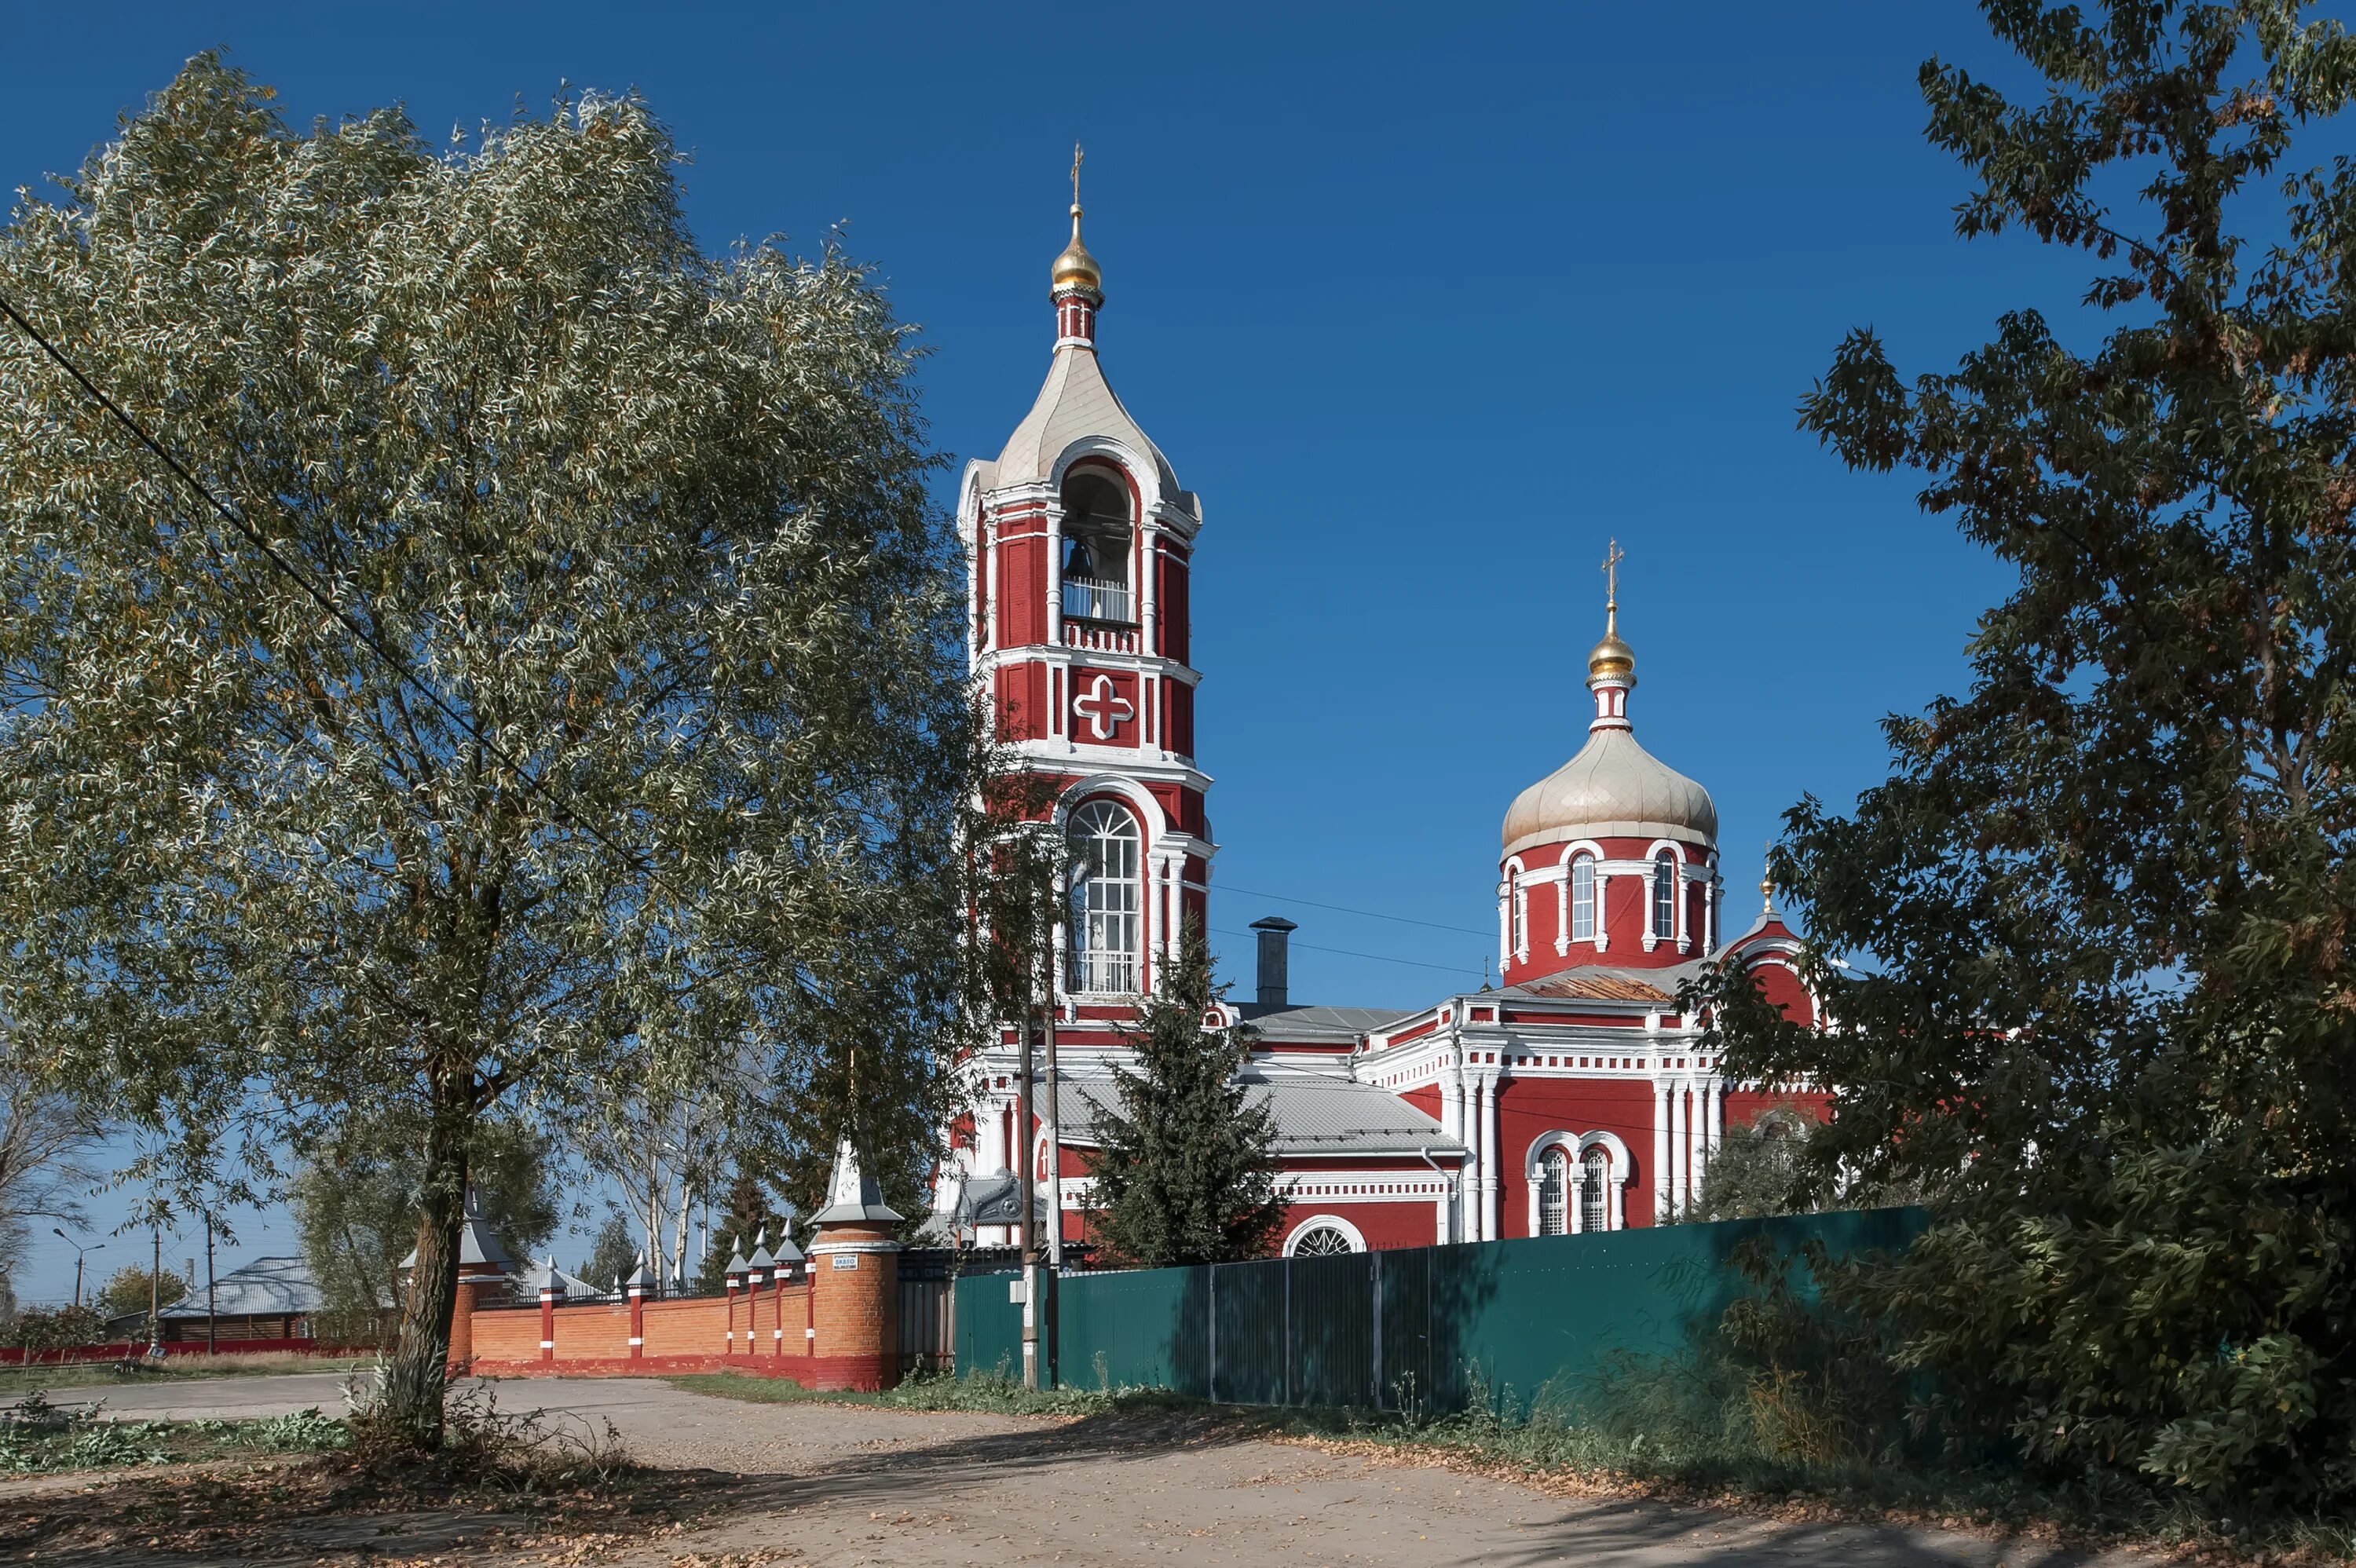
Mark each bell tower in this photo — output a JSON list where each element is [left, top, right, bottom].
[[958, 162, 1213, 1011]]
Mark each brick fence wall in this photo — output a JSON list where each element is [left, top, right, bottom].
[[462, 1267, 895, 1391]]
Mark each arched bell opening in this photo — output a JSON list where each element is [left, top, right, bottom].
[[1060, 467, 1135, 625]]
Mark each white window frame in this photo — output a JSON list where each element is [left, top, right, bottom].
[[1067, 800, 1142, 995]]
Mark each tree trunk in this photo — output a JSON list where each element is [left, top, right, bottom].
[[379, 1075, 472, 1447]]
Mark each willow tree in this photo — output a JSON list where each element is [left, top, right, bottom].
[[0, 57, 983, 1444], [1697, 1, 2356, 1511]]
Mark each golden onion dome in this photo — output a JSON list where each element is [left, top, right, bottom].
[[1587, 625, 1635, 682], [1052, 203, 1102, 295], [1587, 601, 1635, 683]]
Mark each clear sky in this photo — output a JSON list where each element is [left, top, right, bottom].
[[2, 0, 2154, 1301]]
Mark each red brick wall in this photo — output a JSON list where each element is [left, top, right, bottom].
[[470, 1307, 542, 1363]]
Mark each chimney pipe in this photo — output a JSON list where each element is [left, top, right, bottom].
[[1249, 916, 1297, 1008]]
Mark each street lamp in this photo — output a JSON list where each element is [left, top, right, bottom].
[[52, 1228, 102, 1309]]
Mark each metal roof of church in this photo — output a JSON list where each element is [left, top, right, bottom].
[[984, 339, 1187, 507], [1236, 1003, 1407, 1044], [1056, 1065, 1465, 1157]]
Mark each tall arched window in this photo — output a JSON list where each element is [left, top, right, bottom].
[[1652, 851, 1677, 940], [1060, 469, 1134, 624], [1068, 801, 1141, 993], [1580, 1147, 1610, 1232], [1537, 1146, 1570, 1236], [1509, 872, 1527, 955], [1570, 855, 1596, 942]]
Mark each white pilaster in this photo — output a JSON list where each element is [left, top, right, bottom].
[[1045, 502, 1065, 644], [1652, 1079, 1671, 1223], [1594, 872, 1611, 952], [1478, 1075, 1500, 1241]]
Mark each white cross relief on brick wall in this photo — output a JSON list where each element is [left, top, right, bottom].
[[1072, 673, 1134, 740]]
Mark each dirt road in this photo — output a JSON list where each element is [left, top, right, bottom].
[[13, 1373, 2148, 1566]]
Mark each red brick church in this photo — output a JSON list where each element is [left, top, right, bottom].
[[938, 182, 1825, 1257]]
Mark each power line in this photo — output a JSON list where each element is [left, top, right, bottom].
[[1209, 924, 1484, 979], [0, 291, 672, 894], [1214, 881, 1491, 938]]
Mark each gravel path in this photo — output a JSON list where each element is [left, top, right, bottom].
[[13, 1373, 2155, 1567]]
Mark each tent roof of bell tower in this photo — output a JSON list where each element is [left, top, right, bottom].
[[991, 337, 1187, 507]]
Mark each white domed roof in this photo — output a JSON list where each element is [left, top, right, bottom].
[[1502, 726, 1718, 860]]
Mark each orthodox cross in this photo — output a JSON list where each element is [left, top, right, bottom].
[[1071, 143, 1085, 207], [1601, 537, 1623, 613]]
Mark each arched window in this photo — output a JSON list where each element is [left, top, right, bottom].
[[1068, 801, 1141, 993], [1537, 1146, 1570, 1236], [1580, 1147, 1610, 1233], [1570, 855, 1596, 942], [1290, 1223, 1358, 1257], [1652, 850, 1677, 939], [1509, 872, 1527, 955], [1060, 469, 1134, 624]]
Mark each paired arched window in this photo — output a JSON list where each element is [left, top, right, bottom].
[[1068, 800, 1141, 993], [1537, 1146, 1570, 1236], [1652, 850, 1677, 939], [1580, 1147, 1610, 1233], [1570, 855, 1596, 942]]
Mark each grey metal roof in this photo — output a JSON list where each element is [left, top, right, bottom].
[[397, 1187, 518, 1274], [159, 1255, 320, 1319], [992, 342, 1183, 502], [1056, 1066, 1465, 1157], [812, 1135, 904, 1226], [1238, 1003, 1407, 1045], [1502, 725, 1718, 858]]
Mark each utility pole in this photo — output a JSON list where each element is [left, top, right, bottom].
[[1041, 921, 1063, 1391], [53, 1229, 99, 1310], [148, 1223, 162, 1355], [204, 1214, 218, 1355], [1017, 988, 1039, 1390]]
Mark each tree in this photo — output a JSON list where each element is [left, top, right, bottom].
[[581, 1211, 638, 1293], [0, 1060, 101, 1286], [693, 1168, 788, 1292], [1086, 928, 1283, 1267], [290, 1113, 558, 1345], [567, 1078, 723, 1292], [1674, 1107, 1817, 1226], [1694, 0, 2356, 1511], [0, 57, 986, 1444], [98, 1262, 186, 1320]]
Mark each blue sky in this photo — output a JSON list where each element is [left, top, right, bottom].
[[2, 1, 2166, 1299]]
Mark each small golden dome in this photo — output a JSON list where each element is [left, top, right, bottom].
[[1587, 606, 1635, 684], [1052, 203, 1102, 296]]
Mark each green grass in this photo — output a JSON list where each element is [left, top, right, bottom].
[[0, 1352, 375, 1397], [660, 1366, 1183, 1419], [0, 1389, 349, 1476]]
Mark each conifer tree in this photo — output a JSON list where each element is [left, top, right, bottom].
[[1086, 928, 1283, 1267]]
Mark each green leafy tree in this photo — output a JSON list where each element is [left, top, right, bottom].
[[581, 1211, 638, 1293], [1695, 0, 2356, 1511], [97, 1262, 185, 1320], [0, 57, 986, 1444], [290, 1113, 558, 1345], [1086, 928, 1283, 1267]]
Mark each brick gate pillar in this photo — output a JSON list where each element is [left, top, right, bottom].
[[807, 1133, 904, 1391], [625, 1258, 650, 1361]]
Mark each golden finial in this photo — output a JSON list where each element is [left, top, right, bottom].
[[1586, 537, 1634, 683], [1052, 141, 1103, 296], [1760, 850, 1775, 915]]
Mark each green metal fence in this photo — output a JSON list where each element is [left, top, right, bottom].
[[949, 1207, 1924, 1412]]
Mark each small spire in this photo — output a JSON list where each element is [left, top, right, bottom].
[[1586, 538, 1637, 729], [1761, 850, 1776, 916]]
